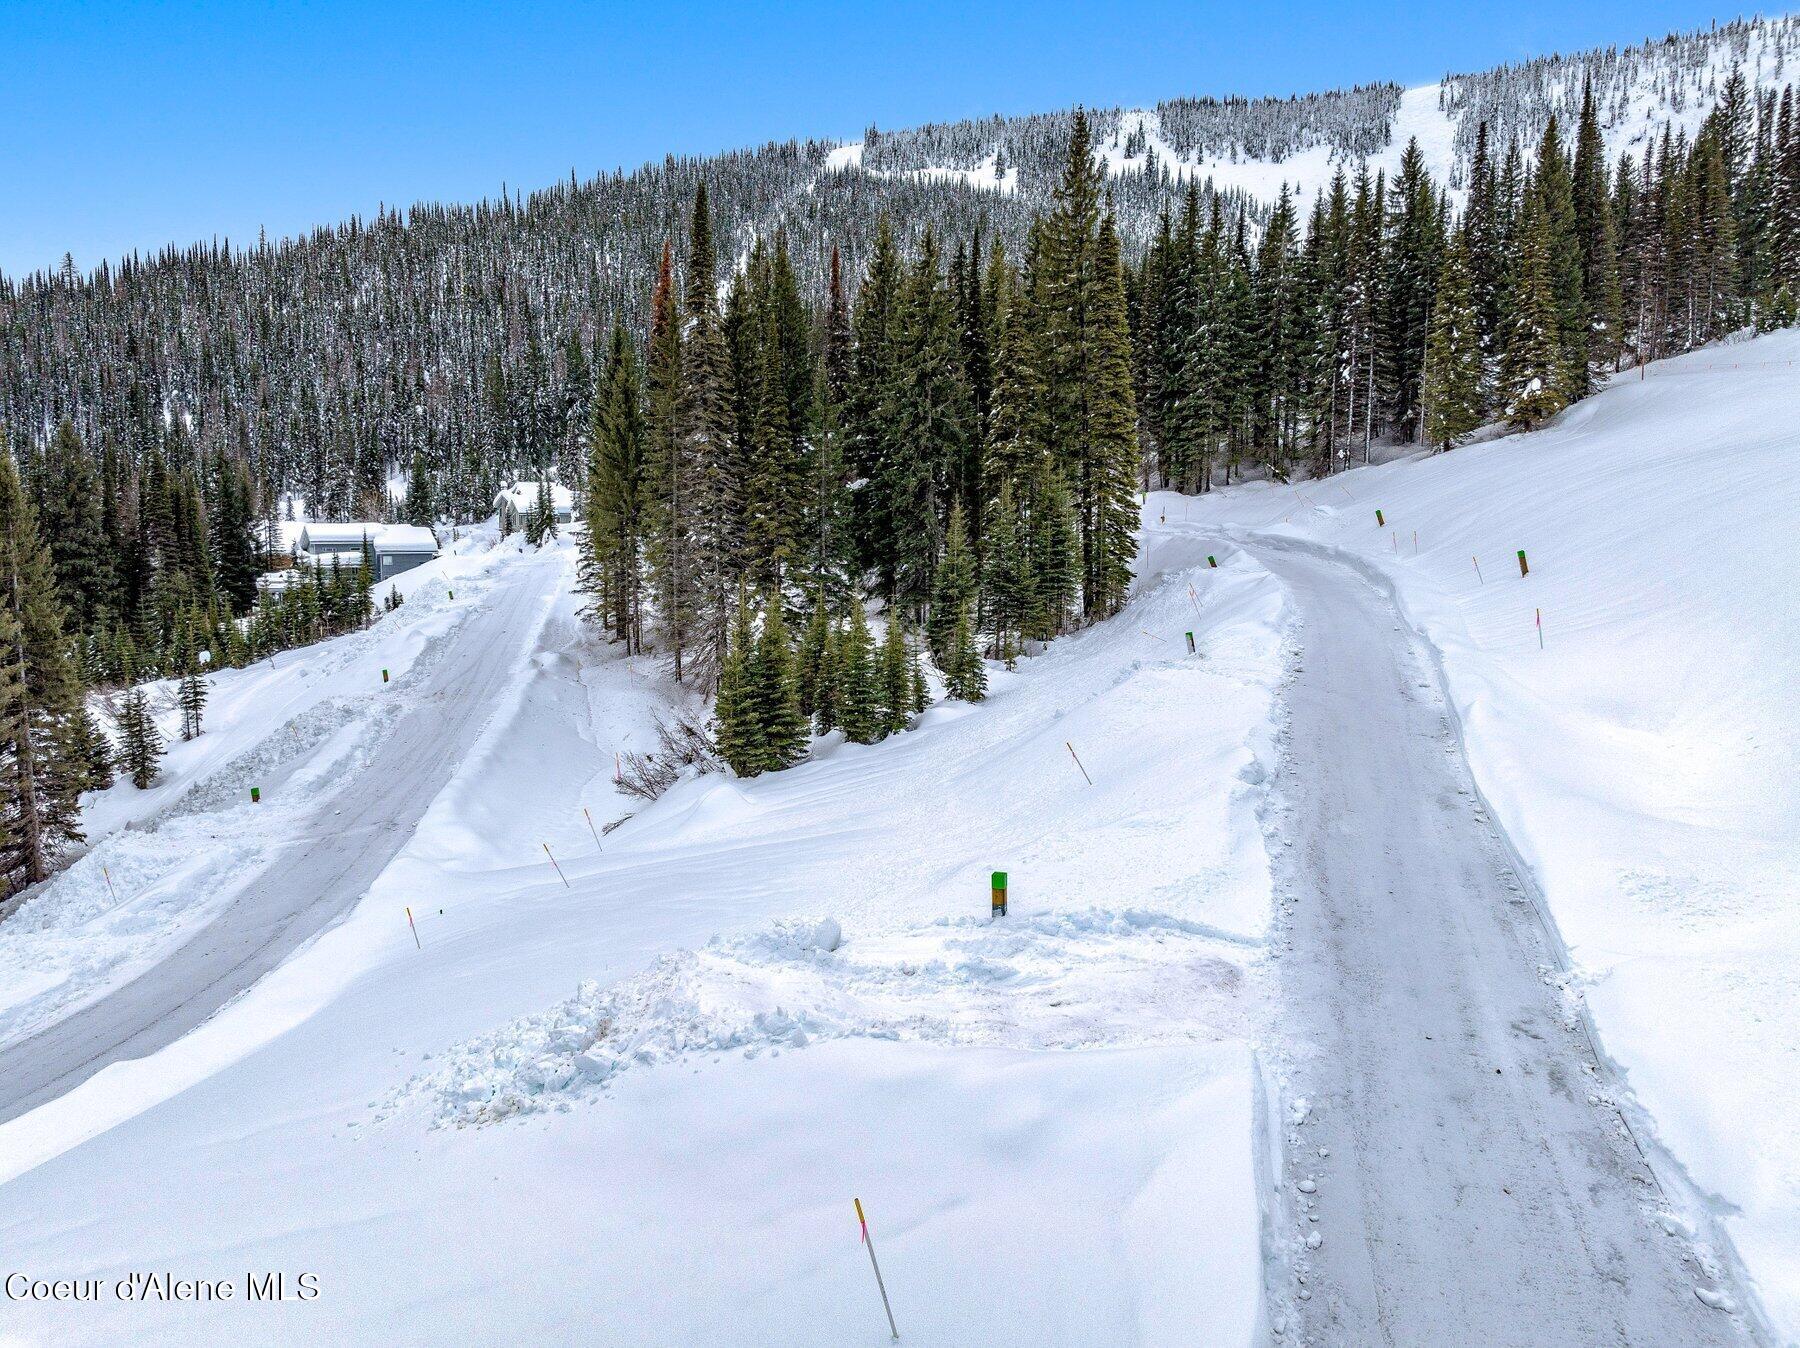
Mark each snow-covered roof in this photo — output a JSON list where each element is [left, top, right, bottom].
[[297, 522, 381, 550], [298, 522, 438, 554], [494, 481, 574, 513], [374, 524, 438, 553]]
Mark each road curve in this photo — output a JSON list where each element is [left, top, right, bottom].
[[1247, 540, 1753, 1347], [0, 554, 560, 1125]]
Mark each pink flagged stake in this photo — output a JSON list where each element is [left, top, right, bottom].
[[583, 807, 603, 851], [405, 906, 421, 949], [1536, 608, 1544, 650], [543, 843, 570, 888], [102, 866, 117, 902]]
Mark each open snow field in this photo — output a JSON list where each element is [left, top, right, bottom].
[[0, 515, 1288, 1343]]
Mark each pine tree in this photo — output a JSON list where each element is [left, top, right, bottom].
[[1385, 139, 1443, 439], [750, 593, 807, 772], [1533, 116, 1588, 395], [208, 451, 261, 616], [795, 593, 832, 725], [813, 619, 841, 736], [42, 420, 114, 629], [1501, 195, 1571, 430], [980, 481, 1031, 662], [76, 703, 113, 793], [525, 475, 558, 546], [1464, 122, 1506, 371], [178, 666, 208, 740], [1026, 464, 1079, 640], [405, 451, 435, 526], [1573, 80, 1625, 381], [712, 587, 763, 776], [679, 182, 738, 688], [0, 451, 88, 893], [878, 610, 915, 737], [117, 685, 164, 790], [1040, 114, 1140, 619], [835, 603, 880, 745], [847, 216, 907, 594], [942, 600, 987, 702], [927, 503, 976, 665], [584, 323, 647, 649], [1423, 233, 1485, 450], [884, 227, 968, 611]]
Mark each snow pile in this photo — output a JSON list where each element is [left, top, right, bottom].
[[1176, 326, 1800, 1336], [398, 904, 1261, 1129]]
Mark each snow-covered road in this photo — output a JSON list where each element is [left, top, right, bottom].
[[0, 554, 560, 1124], [1250, 539, 1750, 1346]]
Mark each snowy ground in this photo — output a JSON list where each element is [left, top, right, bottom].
[[2, 331, 1793, 1345], [0, 516, 1287, 1343], [1171, 327, 1800, 1339]]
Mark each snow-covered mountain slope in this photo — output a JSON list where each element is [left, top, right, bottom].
[[0, 516, 1289, 1343], [1174, 326, 1800, 1337], [830, 14, 1800, 215]]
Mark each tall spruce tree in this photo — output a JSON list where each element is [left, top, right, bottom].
[[835, 603, 880, 745], [585, 323, 648, 649], [927, 503, 977, 665], [0, 451, 88, 893], [1501, 194, 1571, 429], [712, 587, 763, 776], [405, 451, 435, 526], [1572, 80, 1625, 382], [117, 685, 164, 790], [1040, 112, 1141, 619], [750, 593, 807, 772], [1422, 233, 1485, 450]]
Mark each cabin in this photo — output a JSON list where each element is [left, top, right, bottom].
[[369, 525, 441, 581], [294, 522, 439, 582], [494, 481, 574, 536], [296, 522, 382, 561]]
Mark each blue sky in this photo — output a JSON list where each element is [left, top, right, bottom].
[[0, 1, 1751, 277]]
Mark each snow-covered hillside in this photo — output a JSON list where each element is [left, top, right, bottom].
[[830, 14, 1800, 215], [1173, 326, 1800, 1337], [2, 330, 1797, 1343], [0, 507, 1291, 1343]]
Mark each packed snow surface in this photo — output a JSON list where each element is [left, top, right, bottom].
[[1176, 327, 1800, 1338]]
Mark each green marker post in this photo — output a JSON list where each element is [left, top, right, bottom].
[[250, 787, 261, 804], [1517, 549, 1529, 578], [991, 871, 1008, 918]]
